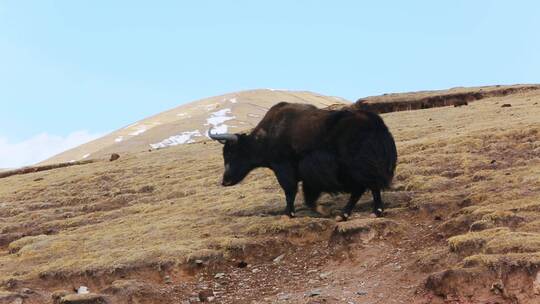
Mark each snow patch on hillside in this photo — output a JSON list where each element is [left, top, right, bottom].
[[150, 130, 202, 149], [176, 112, 191, 118], [199, 103, 219, 111], [204, 108, 236, 136], [129, 126, 147, 136], [207, 109, 235, 126], [115, 136, 124, 143], [229, 97, 238, 104], [82, 153, 90, 159]]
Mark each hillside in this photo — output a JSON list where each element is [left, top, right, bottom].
[[0, 86, 539, 303], [41, 90, 348, 165]]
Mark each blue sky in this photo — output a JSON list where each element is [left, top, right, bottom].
[[1, 1, 539, 167]]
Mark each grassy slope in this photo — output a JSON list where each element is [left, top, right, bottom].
[[0, 88, 539, 300]]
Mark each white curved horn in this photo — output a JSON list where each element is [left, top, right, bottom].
[[208, 128, 238, 142]]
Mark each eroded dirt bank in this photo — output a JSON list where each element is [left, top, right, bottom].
[[354, 84, 540, 113]]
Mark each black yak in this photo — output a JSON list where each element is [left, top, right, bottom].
[[209, 102, 397, 221]]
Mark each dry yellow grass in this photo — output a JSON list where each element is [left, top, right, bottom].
[[0, 142, 340, 283], [0, 87, 539, 301]]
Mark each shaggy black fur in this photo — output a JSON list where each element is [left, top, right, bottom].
[[217, 102, 397, 220]]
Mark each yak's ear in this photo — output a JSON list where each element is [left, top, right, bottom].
[[254, 128, 267, 140]]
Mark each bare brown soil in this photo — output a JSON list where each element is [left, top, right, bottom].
[[1, 87, 539, 304]]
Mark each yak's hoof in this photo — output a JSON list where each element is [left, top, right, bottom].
[[282, 212, 295, 219], [335, 213, 349, 222], [371, 208, 384, 218]]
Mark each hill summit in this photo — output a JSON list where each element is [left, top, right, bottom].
[[42, 89, 349, 165]]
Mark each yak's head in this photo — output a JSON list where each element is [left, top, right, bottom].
[[208, 128, 262, 186]]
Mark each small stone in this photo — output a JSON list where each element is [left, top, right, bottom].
[[251, 268, 260, 273], [236, 261, 247, 268], [308, 289, 321, 297], [164, 275, 172, 284], [195, 259, 204, 265], [501, 103, 512, 108], [77, 286, 90, 294], [109, 153, 120, 161], [138, 185, 154, 193], [198, 290, 215, 302], [319, 271, 332, 279], [357, 290, 368, 295], [308, 279, 318, 284], [491, 282, 504, 295], [214, 273, 225, 279], [277, 293, 290, 300], [273, 254, 285, 263]]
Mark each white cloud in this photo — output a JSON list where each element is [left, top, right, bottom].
[[0, 130, 103, 169]]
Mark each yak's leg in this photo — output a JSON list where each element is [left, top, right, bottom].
[[272, 163, 298, 218], [336, 187, 366, 222], [371, 188, 384, 217], [302, 183, 321, 210]]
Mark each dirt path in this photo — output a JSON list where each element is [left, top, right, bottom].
[[164, 210, 443, 304]]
